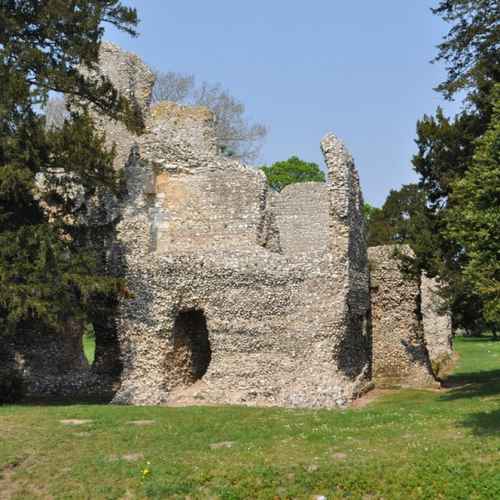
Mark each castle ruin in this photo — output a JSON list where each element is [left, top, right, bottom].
[[0, 44, 453, 407]]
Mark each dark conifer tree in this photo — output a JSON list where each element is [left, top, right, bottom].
[[410, 0, 499, 332], [0, 1, 141, 336]]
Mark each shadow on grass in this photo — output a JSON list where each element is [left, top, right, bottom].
[[441, 374, 500, 401], [459, 409, 500, 436], [455, 336, 500, 343], [440, 335, 500, 400], [441, 375, 500, 437], [18, 391, 115, 407], [439, 335, 500, 436]]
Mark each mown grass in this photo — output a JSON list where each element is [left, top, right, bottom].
[[1, 336, 500, 499]]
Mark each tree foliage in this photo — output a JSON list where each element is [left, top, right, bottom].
[[152, 70, 267, 162], [432, 0, 500, 102], [260, 156, 326, 192], [364, 184, 435, 258], [0, 1, 139, 336], [363, 203, 390, 247], [407, 0, 500, 331], [446, 85, 500, 323]]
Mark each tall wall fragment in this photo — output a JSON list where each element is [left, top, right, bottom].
[[321, 134, 371, 379], [93, 42, 156, 171], [368, 245, 437, 387], [421, 275, 454, 377]]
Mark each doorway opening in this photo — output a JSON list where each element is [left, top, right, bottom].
[[172, 309, 212, 384]]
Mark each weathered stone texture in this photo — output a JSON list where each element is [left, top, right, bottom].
[[421, 275, 454, 377], [112, 122, 372, 407], [92, 42, 156, 171], [368, 246, 437, 387], [1, 43, 452, 406], [321, 134, 371, 378], [151, 165, 267, 253], [271, 182, 330, 257], [0, 323, 98, 399]]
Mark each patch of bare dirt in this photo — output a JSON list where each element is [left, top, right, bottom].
[[108, 453, 144, 463], [209, 441, 235, 450], [165, 380, 211, 407], [351, 388, 395, 409], [127, 420, 155, 426], [59, 419, 93, 426], [0, 456, 41, 500]]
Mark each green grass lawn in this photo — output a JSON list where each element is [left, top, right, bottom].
[[82, 334, 95, 365], [1, 336, 500, 499]]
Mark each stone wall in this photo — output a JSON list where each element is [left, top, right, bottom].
[[0, 323, 101, 399], [82, 43, 373, 407], [92, 43, 155, 172], [151, 164, 267, 254], [271, 182, 330, 258], [321, 134, 371, 379], [0, 42, 453, 406], [111, 122, 372, 407], [421, 275, 454, 377], [368, 245, 437, 387]]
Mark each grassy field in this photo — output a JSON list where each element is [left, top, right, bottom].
[[1, 336, 500, 499], [82, 334, 95, 365]]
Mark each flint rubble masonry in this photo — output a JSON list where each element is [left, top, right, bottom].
[[0, 43, 452, 405]]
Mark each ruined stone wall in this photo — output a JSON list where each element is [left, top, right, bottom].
[[111, 115, 372, 407], [151, 163, 267, 253], [368, 245, 437, 387], [322, 135, 371, 378], [271, 182, 330, 257], [104, 50, 373, 406], [0, 42, 446, 406], [0, 323, 99, 399], [92, 43, 155, 171], [421, 275, 454, 377], [143, 102, 218, 167]]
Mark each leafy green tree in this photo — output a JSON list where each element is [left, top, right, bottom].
[[363, 203, 391, 247], [260, 156, 325, 192], [446, 85, 500, 324], [415, 0, 499, 209], [409, 0, 499, 332], [364, 185, 435, 256], [432, 0, 499, 104], [0, 1, 140, 337]]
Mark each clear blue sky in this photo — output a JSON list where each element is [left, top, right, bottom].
[[106, 1, 462, 206]]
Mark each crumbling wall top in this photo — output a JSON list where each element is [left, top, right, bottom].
[[321, 132, 368, 316], [141, 102, 219, 168], [98, 42, 155, 115]]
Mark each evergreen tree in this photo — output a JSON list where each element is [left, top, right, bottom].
[[363, 203, 390, 247], [409, 0, 499, 331], [364, 185, 434, 258], [432, 0, 499, 104], [446, 85, 500, 325], [0, 1, 140, 336]]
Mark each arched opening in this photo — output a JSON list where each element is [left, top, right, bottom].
[[172, 309, 211, 384]]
